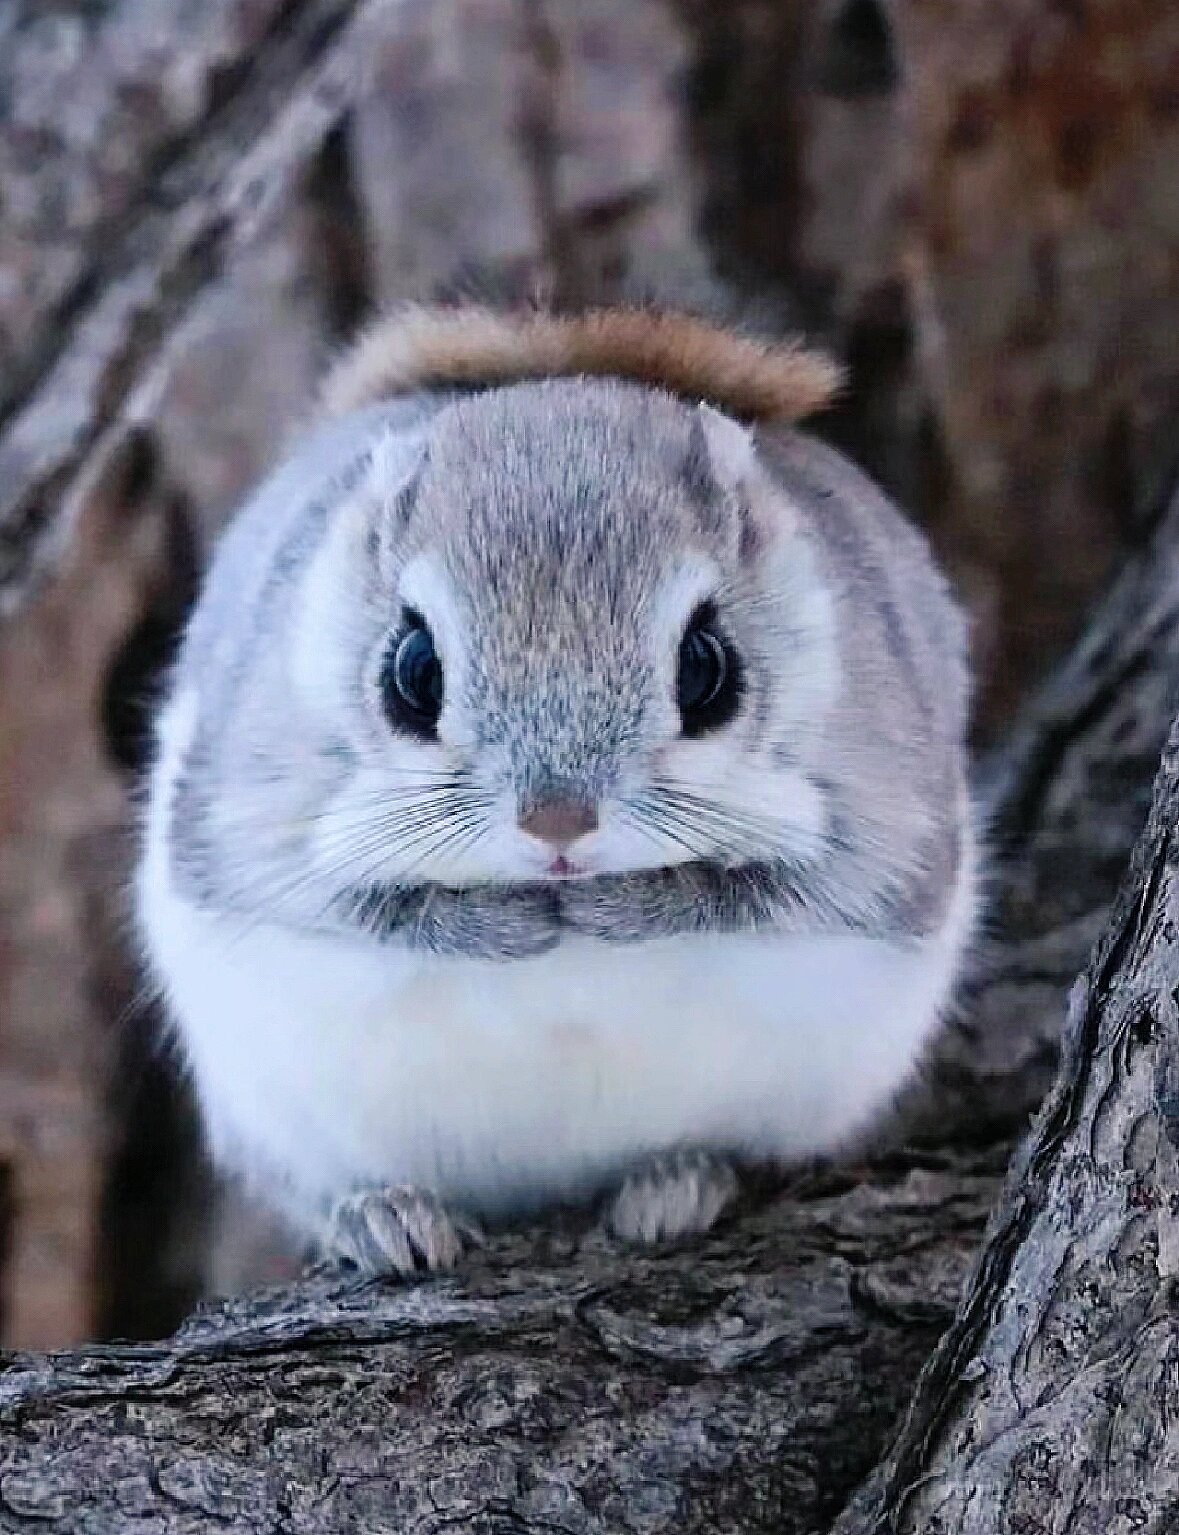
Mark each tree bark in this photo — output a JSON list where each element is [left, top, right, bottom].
[[0, 1156, 1003, 1533]]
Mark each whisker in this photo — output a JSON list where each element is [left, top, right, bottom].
[[647, 785, 786, 857], [340, 817, 493, 924], [303, 818, 488, 912], [629, 786, 782, 862], [309, 798, 476, 858], [654, 783, 783, 833], [624, 798, 716, 862], [217, 791, 494, 941], [615, 805, 672, 853]]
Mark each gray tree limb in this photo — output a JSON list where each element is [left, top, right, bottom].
[[0, 1153, 1001, 1533]]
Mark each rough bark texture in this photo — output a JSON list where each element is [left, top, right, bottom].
[[0, 1155, 1003, 1534]]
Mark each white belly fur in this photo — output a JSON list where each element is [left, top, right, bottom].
[[144, 871, 969, 1228], [140, 694, 973, 1233]]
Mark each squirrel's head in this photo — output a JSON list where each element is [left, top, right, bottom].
[[293, 379, 839, 888]]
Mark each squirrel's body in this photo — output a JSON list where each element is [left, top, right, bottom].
[[139, 309, 976, 1268]]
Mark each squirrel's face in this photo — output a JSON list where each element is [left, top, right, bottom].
[[295, 382, 839, 889]]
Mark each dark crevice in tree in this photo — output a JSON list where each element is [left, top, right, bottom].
[[100, 495, 200, 774], [94, 457, 208, 1342], [302, 116, 375, 343], [517, 0, 583, 309], [819, 280, 923, 515], [674, 2, 813, 301], [96, 1009, 213, 1344], [816, 0, 899, 99]]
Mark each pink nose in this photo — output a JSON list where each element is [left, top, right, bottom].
[[518, 798, 599, 848]]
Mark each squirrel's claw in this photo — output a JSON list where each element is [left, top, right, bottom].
[[325, 1185, 482, 1278], [606, 1150, 739, 1245]]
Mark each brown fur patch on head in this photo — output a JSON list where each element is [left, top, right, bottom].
[[320, 306, 841, 424]]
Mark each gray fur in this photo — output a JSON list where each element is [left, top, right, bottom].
[[425, 386, 699, 804], [166, 399, 444, 909], [160, 377, 970, 956], [756, 429, 969, 935]]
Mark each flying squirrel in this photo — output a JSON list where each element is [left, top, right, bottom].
[[138, 304, 977, 1274]]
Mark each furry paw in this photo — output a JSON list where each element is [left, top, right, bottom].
[[325, 1186, 481, 1278], [607, 1150, 739, 1244]]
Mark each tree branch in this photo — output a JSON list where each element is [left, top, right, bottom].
[[0, 1151, 1001, 1532]]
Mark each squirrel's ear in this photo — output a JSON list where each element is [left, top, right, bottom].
[[371, 429, 429, 517], [363, 429, 430, 581], [695, 403, 756, 496], [693, 403, 785, 561]]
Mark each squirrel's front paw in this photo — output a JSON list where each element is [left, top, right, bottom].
[[326, 1186, 481, 1278], [607, 1150, 739, 1245]]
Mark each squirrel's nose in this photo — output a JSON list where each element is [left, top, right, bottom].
[[518, 797, 600, 848]]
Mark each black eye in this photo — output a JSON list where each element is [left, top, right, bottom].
[[381, 611, 443, 739], [676, 603, 741, 736]]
